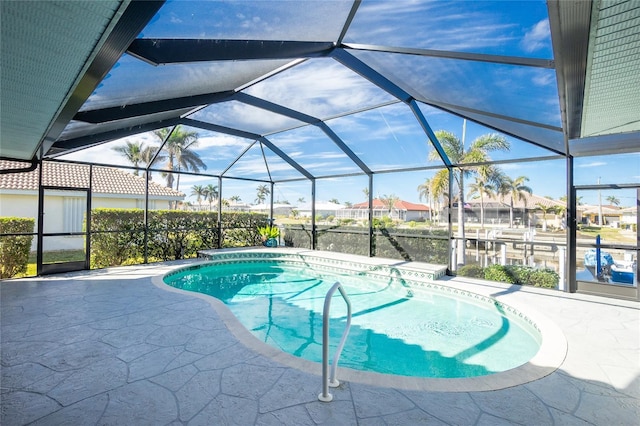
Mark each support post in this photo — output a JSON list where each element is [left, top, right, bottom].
[[567, 156, 577, 292]]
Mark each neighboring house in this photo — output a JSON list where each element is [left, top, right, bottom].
[[464, 193, 568, 228], [337, 199, 430, 222], [581, 205, 623, 226], [619, 206, 637, 229], [295, 201, 344, 218], [249, 203, 294, 217], [223, 201, 251, 212], [0, 160, 185, 250]]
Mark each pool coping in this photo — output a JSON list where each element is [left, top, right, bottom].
[[152, 247, 568, 392]]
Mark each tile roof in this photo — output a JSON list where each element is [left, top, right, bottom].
[[0, 160, 184, 199], [467, 193, 565, 209]]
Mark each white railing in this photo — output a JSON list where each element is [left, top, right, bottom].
[[318, 282, 352, 402]]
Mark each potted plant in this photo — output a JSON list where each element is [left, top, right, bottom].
[[258, 225, 280, 247]]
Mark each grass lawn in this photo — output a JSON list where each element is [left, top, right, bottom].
[[20, 250, 86, 277], [577, 226, 636, 243]]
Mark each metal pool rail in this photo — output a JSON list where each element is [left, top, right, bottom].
[[318, 282, 352, 402]]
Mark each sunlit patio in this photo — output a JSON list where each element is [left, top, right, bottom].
[[2, 255, 638, 425]]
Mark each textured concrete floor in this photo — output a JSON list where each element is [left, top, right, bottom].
[[1, 258, 638, 425]]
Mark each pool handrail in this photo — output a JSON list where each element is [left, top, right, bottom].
[[318, 281, 352, 403]]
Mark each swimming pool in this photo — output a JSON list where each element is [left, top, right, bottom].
[[164, 251, 543, 379]]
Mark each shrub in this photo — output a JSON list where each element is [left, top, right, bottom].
[[483, 264, 517, 284], [91, 209, 268, 267], [457, 264, 485, 278], [90, 209, 145, 268], [526, 268, 559, 288], [505, 265, 532, 284], [459, 263, 558, 288], [0, 217, 35, 278]]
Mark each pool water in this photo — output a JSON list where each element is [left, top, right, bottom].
[[165, 261, 541, 378]]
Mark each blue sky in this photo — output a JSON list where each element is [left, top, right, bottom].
[[61, 0, 640, 208]]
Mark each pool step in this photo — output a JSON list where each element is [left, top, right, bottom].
[[197, 248, 448, 285]]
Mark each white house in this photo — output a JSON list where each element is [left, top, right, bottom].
[[0, 160, 185, 250], [249, 203, 294, 217], [295, 201, 344, 218], [336, 199, 430, 222]]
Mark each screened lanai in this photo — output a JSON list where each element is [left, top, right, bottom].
[[1, 0, 639, 299]]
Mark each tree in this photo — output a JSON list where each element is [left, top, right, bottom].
[[112, 141, 144, 175], [417, 178, 432, 221], [140, 144, 164, 181], [153, 126, 206, 192], [297, 197, 306, 203], [536, 203, 553, 231], [606, 195, 620, 206], [559, 195, 583, 205], [255, 184, 270, 204], [229, 195, 242, 203], [428, 130, 509, 264], [191, 185, 206, 209], [362, 187, 369, 199], [497, 175, 532, 228], [380, 194, 399, 219], [467, 166, 502, 227], [203, 184, 218, 211], [329, 198, 339, 204]]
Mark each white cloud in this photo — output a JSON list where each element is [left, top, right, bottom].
[[532, 70, 554, 87], [521, 20, 550, 53], [244, 59, 393, 120], [578, 162, 607, 168]]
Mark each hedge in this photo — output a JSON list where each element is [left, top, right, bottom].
[[0, 217, 35, 278], [90, 209, 268, 268], [457, 263, 559, 288]]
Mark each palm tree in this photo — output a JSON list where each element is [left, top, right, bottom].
[[536, 203, 553, 231], [255, 184, 270, 204], [559, 195, 583, 205], [329, 198, 339, 204], [191, 185, 206, 209], [362, 187, 369, 199], [467, 166, 502, 227], [203, 184, 218, 211], [112, 141, 144, 175], [606, 195, 620, 206], [140, 144, 164, 181], [428, 130, 509, 263], [428, 170, 450, 224], [417, 178, 432, 220], [229, 195, 242, 204], [497, 175, 532, 228], [153, 126, 206, 191], [297, 197, 306, 203], [380, 194, 399, 219]]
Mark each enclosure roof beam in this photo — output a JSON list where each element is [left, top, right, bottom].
[[258, 137, 315, 180], [127, 39, 335, 65], [235, 93, 372, 175], [332, 49, 451, 166], [342, 43, 555, 68], [47, 117, 183, 156], [180, 118, 314, 180], [73, 91, 235, 123]]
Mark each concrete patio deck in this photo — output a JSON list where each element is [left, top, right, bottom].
[[1, 257, 638, 425]]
